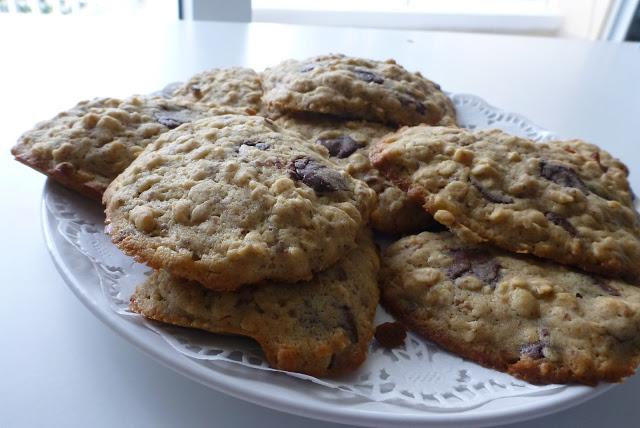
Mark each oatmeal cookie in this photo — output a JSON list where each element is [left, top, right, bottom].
[[130, 230, 379, 377], [172, 67, 263, 112], [381, 232, 640, 385], [104, 114, 376, 290], [262, 54, 456, 126], [276, 113, 437, 234], [11, 96, 211, 200], [371, 126, 640, 280]]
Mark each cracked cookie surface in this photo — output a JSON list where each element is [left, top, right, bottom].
[[11, 96, 211, 200], [381, 232, 640, 385], [276, 113, 437, 234], [104, 114, 376, 290], [130, 230, 379, 377], [172, 67, 263, 112], [262, 54, 456, 126], [371, 126, 640, 280]]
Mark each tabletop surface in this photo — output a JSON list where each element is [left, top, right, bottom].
[[1, 16, 640, 428]]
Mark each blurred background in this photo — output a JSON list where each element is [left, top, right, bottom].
[[1, 0, 639, 41]]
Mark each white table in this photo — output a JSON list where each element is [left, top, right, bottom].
[[1, 16, 639, 428]]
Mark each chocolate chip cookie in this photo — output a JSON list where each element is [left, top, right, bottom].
[[172, 67, 263, 112], [381, 231, 640, 385], [11, 96, 211, 200], [130, 230, 379, 377], [104, 114, 376, 290], [371, 126, 640, 280], [262, 54, 456, 126], [276, 113, 438, 234]]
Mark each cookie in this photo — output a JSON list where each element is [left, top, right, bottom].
[[381, 231, 640, 385], [130, 229, 379, 377], [104, 114, 376, 290], [276, 113, 437, 234], [371, 126, 640, 280], [11, 96, 211, 200], [172, 67, 263, 112], [262, 54, 456, 126]]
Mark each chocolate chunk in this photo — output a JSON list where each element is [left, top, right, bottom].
[[594, 277, 621, 296], [520, 341, 546, 359], [190, 85, 203, 99], [447, 249, 501, 286], [288, 157, 349, 192], [470, 176, 514, 204], [299, 64, 315, 73], [241, 140, 270, 150], [398, 95, 428, 116], [539, 160, 589, 194], [375, 322, 407, 349], [316, 135, 360, 158], [353, 69, 384, 84], [414, 101, 427, 115], [154, 109, 192, 129], [341, 305, 359, 343], [545, 212, 577, 236], [472, 259, 502, 285]]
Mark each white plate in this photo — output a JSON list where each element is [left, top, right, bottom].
[[41, 94, 617, 428]]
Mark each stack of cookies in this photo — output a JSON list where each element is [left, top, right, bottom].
[[11, 54, 640, 385], [371, 126, 640, 384]]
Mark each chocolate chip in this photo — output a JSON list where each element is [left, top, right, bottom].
[[353, 69, 384, 84], [190, 85, 203, 99], [241, 140, 270, 150], [341, 305, 359, 343], [447, 249, 501, 286], [398, 95, 428, 116], [521, 328, 550, 359], [316, 135, 360, 158], [234, 288, 254, 308], [470, 176, 514, 204], [54, 162, 75, 175], [334, 266, 348, 281], [520, 341, 546, 359], [263, 117, 278, 131], [274, 241, 288, 254], [154, 109, 192, 129], [288, 157, 349, 192], [327, 354, 336, 370], [299, 64, 315, 73], [545, 212, 577, 236], [375, 322, 407, 349], [539, 160, 589, 194], [594, 277, 621, 296]]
